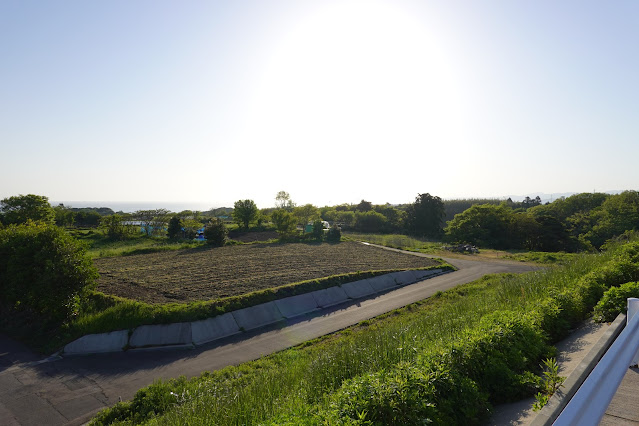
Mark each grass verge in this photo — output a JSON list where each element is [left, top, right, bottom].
[[90, 238, 639, 425]]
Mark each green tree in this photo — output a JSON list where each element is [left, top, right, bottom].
[[167, 215, 183, 239], [445, 204, 514, 248], [204, 219, 228, 246], [293, 204, 320, 229], [0, 194, 55, 225], [0, 222, 98, 326], [405, 193, 445, 238], [373, 204, 405, 232], [311, 219, 325, 241], [326, 224, 342, 242], [233, 199, 259, 230], [53, 204, 75, 227], [585, 191, 639, 248], [335, 210, 356, 229], [100, 214, 134, 239], [271, 209, 298, 238], [354, 211, 388, 233], [275, 191, 295, 211], [355, 199, 373, 212], [134, 209, 170, 236]]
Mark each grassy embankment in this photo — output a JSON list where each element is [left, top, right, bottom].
[[91, 237, 639, 425], [70, 228, 207, 258], [44, 236, 449, 354], [345, 232, 579, 264]]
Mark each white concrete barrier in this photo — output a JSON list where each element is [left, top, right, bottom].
[[191, 313, 241, 345], [129, 323, 192, 348], [232, 302, 284, 331], [63, 330, 129, 355], [275, 293, 321, 319], [342, 279, 376, 299], [554, 298, 639, 426], [311, 286, 349, 308]]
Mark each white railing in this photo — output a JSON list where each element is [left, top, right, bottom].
[[554, 298, 639, 426]]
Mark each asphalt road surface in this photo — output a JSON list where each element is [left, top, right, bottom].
[[0, 246, 538, 425]]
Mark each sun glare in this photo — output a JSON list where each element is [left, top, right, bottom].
[[243, 0, 464, 164]]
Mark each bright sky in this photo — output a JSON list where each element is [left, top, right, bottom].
[[1, 1, 637, 209]]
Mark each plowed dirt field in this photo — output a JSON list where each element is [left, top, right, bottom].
[[94, 241, 439, 304]]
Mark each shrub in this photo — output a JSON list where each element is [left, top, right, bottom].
[[167, 215, 182, 239], [444, 311, 550, 404], [594, 281, 639, 322], [311, 220, 324, 241], [271, 209, 298, 239], [204, 219, 227, 246], [326, 224, 342, 242], [0, 222, 98, 328], [326, 361, 488, 425]]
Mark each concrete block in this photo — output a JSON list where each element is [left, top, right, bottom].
[[275, 293, 320, 319], [413, 269, 443, 280], [129, 323, 192, 348], [191, 313, 241, 345], [311, 286, 349, 308], [232, 302, 284, 331], [368, 274, 400, 292], [63, 330, 128, 355], [390, 270, 418, 286], [342, 279, 376, 299]]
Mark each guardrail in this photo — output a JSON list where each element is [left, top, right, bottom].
[[554, 298, 639, 426]]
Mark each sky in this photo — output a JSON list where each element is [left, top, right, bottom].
[[1, 0, 637, 210]]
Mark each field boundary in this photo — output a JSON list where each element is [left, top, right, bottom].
[[61, 269, 449, 355]]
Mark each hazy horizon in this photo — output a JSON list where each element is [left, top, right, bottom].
[[49, 189, 631, 213], [2, 1, 637, 207]]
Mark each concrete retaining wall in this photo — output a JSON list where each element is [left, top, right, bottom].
[[275, 293, 320, 319], [232, 302, 284, 331], [129, 323, 192, 348], [391, 270, 418, 286], [311, 286, 349, 308], [62, 269, 449, 355], [367, 274, 398, 292], [413, 269, 440, 280], [342, 279, 376, 299], [191, 313, 241, 346], [63, 330, 128, 355]]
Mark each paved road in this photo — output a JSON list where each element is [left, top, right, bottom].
[[0, 247, 538, 425]]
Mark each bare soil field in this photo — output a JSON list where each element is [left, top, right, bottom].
[[94, 241, 439, 304]]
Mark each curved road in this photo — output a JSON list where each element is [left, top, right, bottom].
[[0, 246, 539, 425]]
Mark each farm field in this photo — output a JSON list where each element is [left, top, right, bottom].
[[94, 241, 440, 304]]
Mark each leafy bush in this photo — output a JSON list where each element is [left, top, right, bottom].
[[444, 311, 550, 404], [326, 225, 342, 242], [272, 209, 298, 238], [311, 220, 324, 241], [326, 361, 488, 425], [167, 215, 182, 239], [204, 219, 227, 246], [594, 281, 639, 322], [0, 222, 98, 329]]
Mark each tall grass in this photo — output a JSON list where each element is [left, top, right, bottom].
[[344, 232, 443, 253], [92, 241, 627, 425]]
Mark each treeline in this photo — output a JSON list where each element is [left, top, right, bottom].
[[3, 191, 638, 253], [445, 191, 639, 251]]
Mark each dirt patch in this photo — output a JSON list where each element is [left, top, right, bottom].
[[94, 241, 439, 304], [227, 230, 279, 242]]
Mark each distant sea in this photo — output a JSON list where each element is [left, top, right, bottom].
[[52, 201, 222, 213]]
